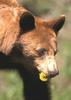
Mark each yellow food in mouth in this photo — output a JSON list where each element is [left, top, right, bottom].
[[39, 72, 48, 82]]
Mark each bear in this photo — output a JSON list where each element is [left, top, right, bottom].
[[0, 0, 65, 100]]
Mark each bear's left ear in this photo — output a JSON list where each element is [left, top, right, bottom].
[[47, 15, 65, 35], [20, 12, 35, 33]]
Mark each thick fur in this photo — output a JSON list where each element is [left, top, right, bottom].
[[0, 0, 65, 100], [0, 0, 19, 6]]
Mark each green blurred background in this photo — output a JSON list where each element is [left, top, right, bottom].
[[0, 0, 71, 100]]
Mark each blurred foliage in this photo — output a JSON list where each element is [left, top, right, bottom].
[[51, 39, 71, 100], [0, 71, 23, 100], [0, 0, 71, 100]]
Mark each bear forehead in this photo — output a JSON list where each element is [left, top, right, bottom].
[[23, 19, 56, 43], [23, 18, 56, 38], [20, 19, 57, 51], [32, 18, 56, 41], [31, 28, 56, 50]]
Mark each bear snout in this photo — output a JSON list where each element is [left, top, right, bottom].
[[47, 56, 59, 78], [36, 55, 59, 78]]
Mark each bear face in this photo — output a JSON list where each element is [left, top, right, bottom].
[[9, 12, 65, 79], [0, 5, 65, 79]]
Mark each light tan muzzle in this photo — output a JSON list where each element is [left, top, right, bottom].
[[37, 56, 59, 78]]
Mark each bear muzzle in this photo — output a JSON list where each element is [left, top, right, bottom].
[[37, 56, 59, 80], [47, 56, 59, 78]]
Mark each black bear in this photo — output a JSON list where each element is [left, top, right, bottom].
[[0, 0, 65, 100]]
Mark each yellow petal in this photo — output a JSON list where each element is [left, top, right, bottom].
[[39, 72, 48, 82]]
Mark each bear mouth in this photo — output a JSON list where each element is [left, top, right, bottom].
[[36, 63, 59, 82], [38, 70, 59, 82], [35, 55, 59, 81]]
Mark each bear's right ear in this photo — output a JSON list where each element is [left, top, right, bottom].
[[46, 15, 65, 35], [20, 12, 35, 33]]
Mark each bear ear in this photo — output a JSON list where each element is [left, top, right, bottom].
[[20, 12, 35, 33], [47, 15, 65, 35]]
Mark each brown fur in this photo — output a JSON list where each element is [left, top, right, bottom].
[[0, 0, 19, 6], [0, 1, 65, 100]]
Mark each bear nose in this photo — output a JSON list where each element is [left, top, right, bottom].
[[49, 70, 59, 78], [47, 56, 59, 78]]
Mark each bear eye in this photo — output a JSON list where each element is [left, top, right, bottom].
[[37, 48, 46, 56]]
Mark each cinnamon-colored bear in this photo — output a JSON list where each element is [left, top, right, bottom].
[[0, 0, 65, 100]]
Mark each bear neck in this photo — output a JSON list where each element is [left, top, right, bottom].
[[19, 67, 51, 100]]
